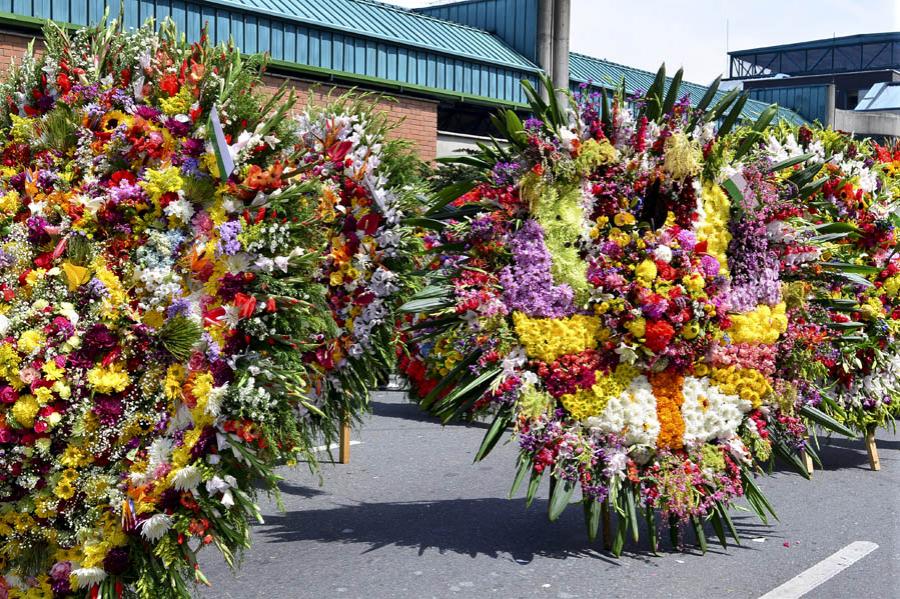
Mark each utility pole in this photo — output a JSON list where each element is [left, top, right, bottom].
[[537, 0, 554, 101], [551, 0, 571, 106]]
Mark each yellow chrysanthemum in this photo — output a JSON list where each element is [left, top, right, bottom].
[[513, 312, 606, 363], [86, 362, 131, 394]]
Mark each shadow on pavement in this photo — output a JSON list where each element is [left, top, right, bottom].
[[255, 497, 626, 564], [253, 496, 775, 564], [370, 400, 491, 430]]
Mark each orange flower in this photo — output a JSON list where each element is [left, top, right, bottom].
[[650, 370, 685, 450]]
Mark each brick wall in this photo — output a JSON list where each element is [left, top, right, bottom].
[[0, 29, 438, 161], [261, 75, 438, 161]]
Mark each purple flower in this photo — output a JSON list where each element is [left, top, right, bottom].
[[727, 216, 780, 311], [700, 254, 720, 278], [217, 220, 243, 256], [498, 219, 575, 318]]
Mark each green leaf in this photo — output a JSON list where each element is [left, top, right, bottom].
[[432, 367, 502, 418], [709, 510, 728, 548], [706, 88, 741, 123], [509, 454, 532, 498], [692, 75, 722, 119], [548, 477, 576, 522], [691, 516, 708, 554], [399, 296, 453, 314], [661, 67, 684, 116], [717, 93, 749, 137], [418, 350, 482, 411], [772, 439, 810, 480], [525, 468, 543, 507], [623, 484, 640, 543], [800, 405, 857, 438], [767, 153, 815, 173], [717, 503, 741, 545], [474, 408, 512, 462], [644, 506, 659, 555], [585, 498, 602, 543], [425, 181, 477, 215], [611, 511, 627, 557]]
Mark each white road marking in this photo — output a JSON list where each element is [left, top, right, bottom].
[[310, 440, 361, 453], [757, 541, 878, 599]]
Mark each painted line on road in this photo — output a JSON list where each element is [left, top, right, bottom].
[[757, 541, 878, 599], [310, 441, 362, 453]]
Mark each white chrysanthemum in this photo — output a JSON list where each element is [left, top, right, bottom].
[[585, 375, 659, 447], [141, 513, 173, 542], [172, 465, 202, 492], [681, 376, 752, 446], [147, 438, 173, 467], [73, 568, 106, 588], [206, 384, 228, 417], [653, 245, 673, 263], [163, 197, 195, 223]]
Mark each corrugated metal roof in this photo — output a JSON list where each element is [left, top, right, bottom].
[[204, 0, 539, 72], [569, 53, 806, 124]]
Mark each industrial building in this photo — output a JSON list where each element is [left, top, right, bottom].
[[728, 32, 900, 137], [0, 0, 804, 159]]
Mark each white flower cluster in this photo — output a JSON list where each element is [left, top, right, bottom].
[[584, 376, 660, 447], [681, 376, 752, 446]]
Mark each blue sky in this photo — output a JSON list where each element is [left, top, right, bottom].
[[389, 0, 900, 83]]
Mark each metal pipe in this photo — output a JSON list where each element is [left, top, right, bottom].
[[551, 0, 570, 105], [537, 0, 554, 100]]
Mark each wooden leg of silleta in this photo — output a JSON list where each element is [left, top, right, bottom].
[[601, 499, 612, 551], [865, 425, 880, 471], [804, 437, 814, 475], [339, 416, 351, 465]]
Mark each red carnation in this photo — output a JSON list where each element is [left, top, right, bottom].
[[644, 320, 675, 353]]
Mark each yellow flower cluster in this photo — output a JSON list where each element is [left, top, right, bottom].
[[54, 468, 79, 500], [883, 275, 900, 297], [160, 87, 193, 115], [11, 395, 39, 427], [711, 366, 771, 409], [574, 138, 618, 175], [697, 181, 731, 275], [727, 302, 788, 344], [663, 132, 703, 180], [560, 364, 636, 420], [513, 312, 606, 363], [17, 329, 44, 354], [86, 362, 131, 394], [517, 385, 555, 419], [0, 342, 19, 381], [0, 189, 20, 214], [141, 166, 184, 202]]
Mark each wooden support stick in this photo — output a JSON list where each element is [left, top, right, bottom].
[[865, 425, 880, 471], [803, 436, 814, 475], [338, 416, 351, 465], [601, 499, 612, 551]]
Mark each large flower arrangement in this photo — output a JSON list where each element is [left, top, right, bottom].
[[763, 126, 900, 435], [401, 74, 850, 553], [0, 20, 414, 597]]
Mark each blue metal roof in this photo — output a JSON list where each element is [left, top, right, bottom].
[[569, 52, 806, 124], [0, 0, 540, 105], [416, 0, 539, 64], [202, 0, 539, 72]]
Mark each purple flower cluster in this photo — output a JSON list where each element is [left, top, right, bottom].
[[498, 219, 575, 318], [217, 220, 243, 256], [727, 217, 780, 312]]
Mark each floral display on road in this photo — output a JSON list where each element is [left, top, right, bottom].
[[0, 20, 416, 598], [400, 72, 898, 554]]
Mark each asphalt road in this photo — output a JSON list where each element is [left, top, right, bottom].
[[200, 391, 899, 599]]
